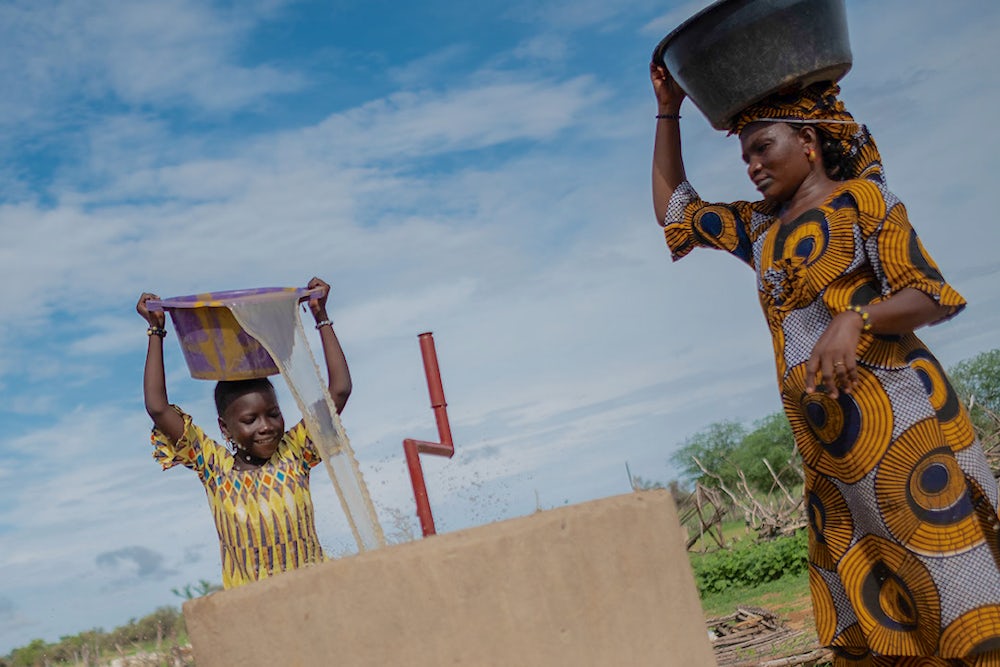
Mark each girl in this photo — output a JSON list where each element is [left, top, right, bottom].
[[136, 276, 351, 589]]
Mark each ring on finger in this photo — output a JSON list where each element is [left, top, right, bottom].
[[834, 361, 846, 367]]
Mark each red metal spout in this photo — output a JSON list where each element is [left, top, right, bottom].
[[403, 332, 455, 537]]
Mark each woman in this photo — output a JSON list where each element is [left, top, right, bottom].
[[650, 62, 1000, 666]]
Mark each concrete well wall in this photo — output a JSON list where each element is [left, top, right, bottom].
[[183, 490, 716, 666]]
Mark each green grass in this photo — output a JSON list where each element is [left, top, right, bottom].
[[699, 567, 812, 621], [685, 519, 751, 552]]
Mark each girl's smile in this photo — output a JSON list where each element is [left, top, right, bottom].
[[218, 388, 285, 462]]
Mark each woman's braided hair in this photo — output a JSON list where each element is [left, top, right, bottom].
[[818, 129, 850, 180]]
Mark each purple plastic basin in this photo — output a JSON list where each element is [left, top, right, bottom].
[[147, 287, 318, 381]]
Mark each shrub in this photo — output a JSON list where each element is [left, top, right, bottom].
[[690, 530, 808, 595]]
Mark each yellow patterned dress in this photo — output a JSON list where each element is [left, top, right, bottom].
[[152, 407, 326, 589], [664, 177, 1000, 664]]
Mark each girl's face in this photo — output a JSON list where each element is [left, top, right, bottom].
[[218, 388, 285, 461], [739, 122, 811, 203]]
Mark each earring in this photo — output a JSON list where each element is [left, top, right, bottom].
[[227, 437, 256, 463], [807, 147, 816, 163]]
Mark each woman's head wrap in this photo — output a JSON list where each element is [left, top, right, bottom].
[[729, 82, 884, 184]]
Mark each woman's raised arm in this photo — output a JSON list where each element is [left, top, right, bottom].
[[650, 62, 688, 225]]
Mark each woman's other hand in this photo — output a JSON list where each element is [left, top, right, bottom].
[[649, 62, 686, 112], [805, 311, 863, 398], [136, 293, 165, 328], [805, 289, 951, 397]]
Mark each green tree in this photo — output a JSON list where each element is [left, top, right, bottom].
[[949, 348, 1000, 437], [671, 420, 748, 490], [731, 413, 799, 492], [135, 606, 184, 642], [8, 638, 48, 667], [172, 579, 222, 600], [2, 607, 188, 666], [672, 414, 799, 495]]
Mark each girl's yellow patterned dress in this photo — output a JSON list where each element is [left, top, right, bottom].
[[152, 408, 325, 589], [664, 176, 1000, 665]]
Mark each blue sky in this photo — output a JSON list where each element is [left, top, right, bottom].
[[1, 0, 999, 654]]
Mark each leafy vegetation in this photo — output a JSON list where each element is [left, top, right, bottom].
[[171, 579, 222, 600], [698, 566, 812, 619], [671, 414, 799, 494], [950, 348, 1000, 439], [690, 530, 809, 596], [1, 607, 187, 667]]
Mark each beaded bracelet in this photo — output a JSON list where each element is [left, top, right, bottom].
[[846, 305, 872, 332], [315, 319, 333, 330], [656, 113, 681, 120], [147, 327, 167, 338]]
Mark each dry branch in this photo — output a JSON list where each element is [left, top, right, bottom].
[[687, 452, 808, 543], [763, 457, 796, 505], [709, 608, 828, 667]]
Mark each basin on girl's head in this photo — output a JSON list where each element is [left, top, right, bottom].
[[148, 287, 311, 381]]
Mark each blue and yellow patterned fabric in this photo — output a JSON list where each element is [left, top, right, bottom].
[[151, 407, 325, 589], [664, 174, 1000, 665]]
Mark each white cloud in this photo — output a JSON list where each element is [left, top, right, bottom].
[[70, 315, 144, 355], [386, 44, 473, 87], [508, 0, 659, 31], [0, 0, 302, 131], [510, 35, 571, 64], [303, 74, 606, 163], [640, 0, 716, 38]]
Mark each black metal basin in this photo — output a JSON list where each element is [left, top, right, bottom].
[[653, 0, 852, 131]]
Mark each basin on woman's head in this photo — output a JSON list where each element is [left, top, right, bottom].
[[653, 0, 852, 131], [148, 287, 314, 381]]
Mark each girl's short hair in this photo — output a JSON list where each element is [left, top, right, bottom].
[[214, 378, 276, 416]]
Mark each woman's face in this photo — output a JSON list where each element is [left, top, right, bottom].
[[740, 122, 811, 203], [218, 388, 285, 460]]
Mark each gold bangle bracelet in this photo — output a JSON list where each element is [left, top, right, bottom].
[[846, 305, 872, 332]]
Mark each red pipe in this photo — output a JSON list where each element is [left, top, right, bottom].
[[419, 332, 454, 449], [403, 332, 455, 537]]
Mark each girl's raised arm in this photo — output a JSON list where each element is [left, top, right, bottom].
[[305, 277, 352, 414], [137, 293, 185, 441]]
